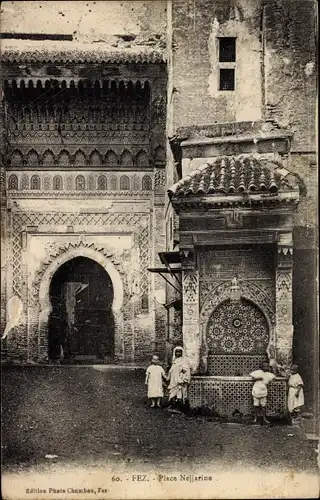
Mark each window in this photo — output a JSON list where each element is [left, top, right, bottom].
[[219, 37, 236, 62], [218, 37, 236, 91], [219, 69, 235, 91]]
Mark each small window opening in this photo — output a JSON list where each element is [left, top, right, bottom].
[[219, 69, 235, 91], [219, 37, 236, 62]]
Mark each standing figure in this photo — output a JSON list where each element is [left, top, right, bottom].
[[167, 346, 191, 412], [145, 355, 167, 408], [250, 361, 276, 424], [288, 364, 304, 419]]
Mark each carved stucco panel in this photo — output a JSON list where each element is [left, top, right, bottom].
[[275, 270, 293, 368], [182, 271, 200, 372]]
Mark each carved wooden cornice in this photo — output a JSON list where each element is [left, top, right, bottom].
[[2, 48, 166, 65], [277, 232, 293, 268]]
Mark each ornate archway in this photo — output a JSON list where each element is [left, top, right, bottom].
[[29, 242, 125, 362]]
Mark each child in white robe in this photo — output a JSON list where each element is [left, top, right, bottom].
[[288, 364, 304, 418], [250, 361, 276, 424], [145, 355, 167, 408]]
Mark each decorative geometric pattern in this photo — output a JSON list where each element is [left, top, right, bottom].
[[189, 378, 287, 417], [200, 279, 275, 309], [9, 147, 154, 169], [207, 355, 267, 376], [154, 169, 166, 188], [277, 271, 292, 297], [21, 174, 29, 190], [11, 212, 149, 298], [75, 175, 85, 190], [8, 171, 155, 194], [142, 175, 152, 191], [183, 273, 198, 303], [139, 226, 150, 308], [120, 175, 130, 190], [275, 269, 293, 370], [97, 175, 107, 190], [31, 175, 40, 190], [200, 281, 275, 364], [8, 130, 150, 145], [43, 176, 51, 190], [12, 216, 23, 297], [8, 174, 18, 190], [206, 299, 269, 355]]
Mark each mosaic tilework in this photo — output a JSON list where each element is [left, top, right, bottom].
[[189, 377, 287, 417], [207, 299, 269, 355], [207, 354, 267, 376]]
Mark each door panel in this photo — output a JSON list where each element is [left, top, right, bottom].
[[49, 257, 114, 361]]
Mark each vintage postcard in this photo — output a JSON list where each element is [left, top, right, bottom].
[[1, 0, 319, 499]]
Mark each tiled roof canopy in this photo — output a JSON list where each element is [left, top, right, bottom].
[[168, 156, 300, 206]]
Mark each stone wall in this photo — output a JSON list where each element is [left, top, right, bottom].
[[1, 1, 167, 46], [263, 0, 317, 151], [170, 0, 263, 128]]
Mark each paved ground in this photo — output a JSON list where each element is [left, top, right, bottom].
[[2, 366, 319, 499]]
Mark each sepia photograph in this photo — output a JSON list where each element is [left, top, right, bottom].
[[0, 0, 319, 498]]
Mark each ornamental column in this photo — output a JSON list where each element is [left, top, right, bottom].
[[181, 250, 200, 372], [275, 232, 294, 370]]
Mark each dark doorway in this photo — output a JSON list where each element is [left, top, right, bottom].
[[48, 257, 114, 363]]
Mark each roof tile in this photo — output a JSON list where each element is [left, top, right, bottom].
[[168, 156, 298, 200]]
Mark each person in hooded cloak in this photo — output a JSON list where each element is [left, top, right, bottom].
[[167, 346, 191, 412]]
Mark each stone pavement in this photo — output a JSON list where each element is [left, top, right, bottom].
[[2, 366, 319, 499]]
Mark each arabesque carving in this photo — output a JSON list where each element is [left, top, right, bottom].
[[30, 241, 127, 307]]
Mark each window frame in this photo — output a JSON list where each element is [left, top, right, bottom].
[[217, 37, 237, 92]]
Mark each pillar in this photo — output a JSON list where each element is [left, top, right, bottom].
[[182, 252, 200, 372], [275, 232, 294, 370]]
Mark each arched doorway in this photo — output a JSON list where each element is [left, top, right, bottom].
[[48, 256, 115, 362], [206, 298, 269, 376]]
